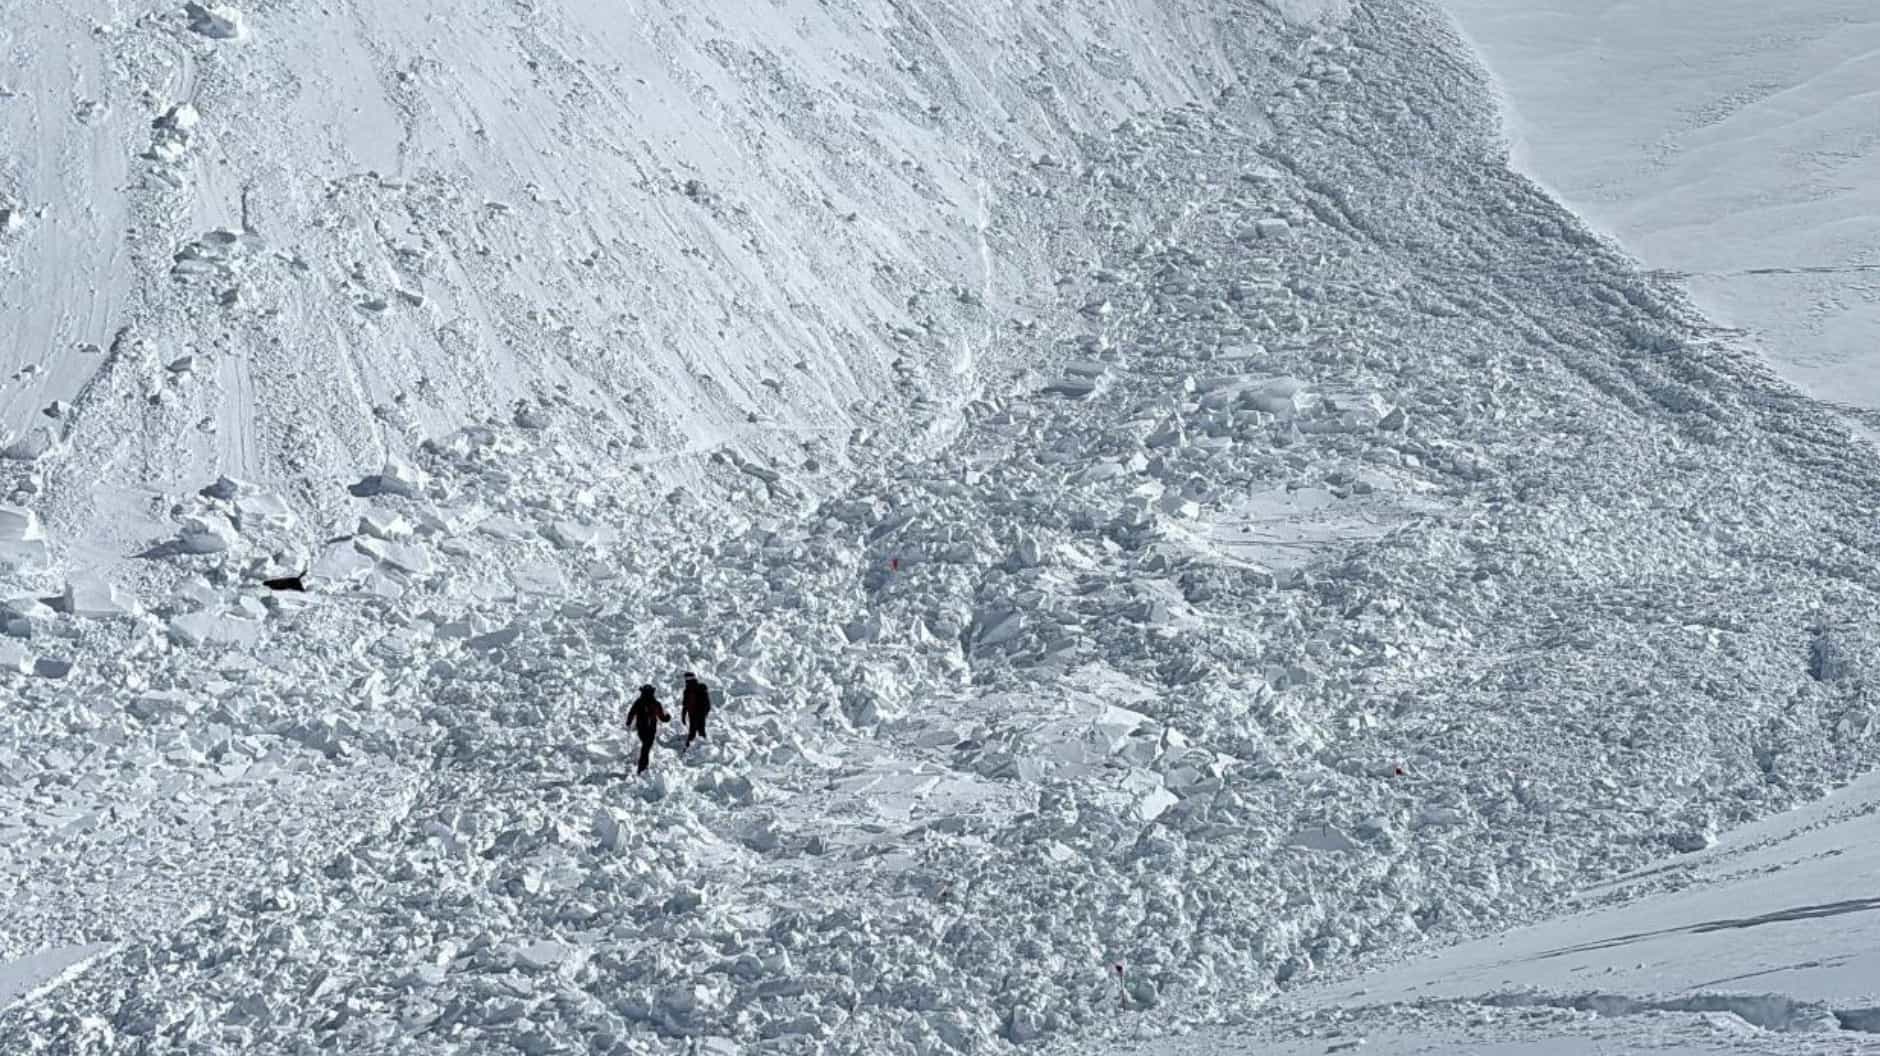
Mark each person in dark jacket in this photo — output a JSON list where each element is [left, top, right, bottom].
[[681, 672, 712, 748], [627, 684, 669, 773]]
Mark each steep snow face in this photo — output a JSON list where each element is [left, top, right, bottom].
[[1440, 0, 1880, 412], [0, 0, 1241, 572]]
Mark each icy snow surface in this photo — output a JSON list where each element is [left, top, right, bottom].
[[1442, 0, 1880, 414], [5, 0, 1880, 1054]]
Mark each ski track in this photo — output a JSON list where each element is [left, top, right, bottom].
[[3, 1, 1880, 1055]]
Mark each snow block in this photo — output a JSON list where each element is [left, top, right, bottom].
[[0, 505, 43, 544], [169, 610, 262, 648], [545, 520, 604, 551], [357, 537, 435, 575], [1288, 824, 1361, 853], [185, 3, 247, 39], [233, 491, 295, 532], [1255, 218, 1292, 239], [359, 509, 413, 541], [379, 457, 429, 497], [58, 577, 136, 618], [177, 514, 238, 554], [1248, 377, 1310, 416], [311, 540, 373, 583], [129, 690, 199, 722], [2, 596, 54, 638], [467, 625, 521, 651], [156, 103, 201, 133], [2, 427, 55, 462], [0, 505, 50, 571]]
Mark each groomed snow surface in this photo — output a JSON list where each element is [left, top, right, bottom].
[[5, 0, 1880, 1054]]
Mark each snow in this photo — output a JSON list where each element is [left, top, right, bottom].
[[1440, 0, 1880, 412], [1104, 772, 1880, 1054], [1, 0, 1878, 1054]]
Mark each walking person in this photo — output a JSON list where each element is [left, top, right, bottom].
[[627, 684, 670, 773], [681, 672, 713, 748]]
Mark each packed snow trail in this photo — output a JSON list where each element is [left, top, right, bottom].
[[8, 0, 1880, 1054]]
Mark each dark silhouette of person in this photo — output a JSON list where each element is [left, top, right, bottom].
[[681, 672, 712, 748], [627, 684, 669, 773]]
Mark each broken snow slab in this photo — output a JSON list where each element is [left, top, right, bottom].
[[0, 505, 49, 571], [185, 2, 247, 40], [477, 514, 533, 542], [176, 513, 238, 554], [512, 558, 567, 596], [311, 540, 374, 584], [358, 509, 414, 541], [356, 537, 435, 576], [1041, 361, 1113, 399], [543, 519, 611, 551], [1208, 474, 1443, 572], [54, 576, 138, 618], [0, 943, 113, 1013], [231, 490, 295, 533], [351, 457, 429, 499], [169, 609, 263, 648]]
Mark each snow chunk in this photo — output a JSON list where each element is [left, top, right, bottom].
[[545, 520, 605, 551], [1288, 824, 1362, 853], [177, 513, 238, 554], [513, 939, 577, 971], [169, 610, 262, 648], [233, 490, 295, 532], [1256, 218, 1292, 239], [185, 2, 247, 40], [0, 505, 42, 544], [311, 540, 373, 583], [129, 689, 200, 722], [357, 537, 435, 575], [379, 457, 429, 497], [0, 505, 49, 570], [156, 103, 200, 133], [57, 576, 137, 618], [1249, 377, 1310, 416], [2, 596, 54, 638], [0, 641, 29, 674], [354, 457, 429, 498], [2, 427, 55, 462], [359, 509, 414, 541], [478, 514, 532, 541], [200, 475, 252, 501]]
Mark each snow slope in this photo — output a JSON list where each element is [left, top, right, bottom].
[[1440, 0, 1880, 412], [5, 0, 1880, 1054], [1105, 772, 1880, 1053], [1, 0, 1235, 572]]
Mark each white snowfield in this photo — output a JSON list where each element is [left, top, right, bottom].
[[1443, 0, 1880, 415], [3, 0, 1880, 1055]]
